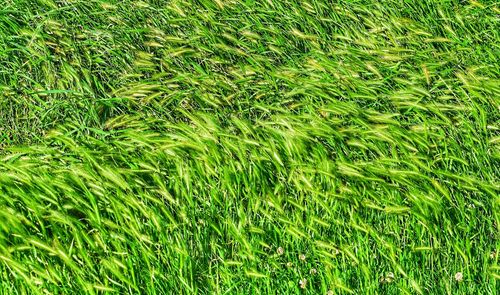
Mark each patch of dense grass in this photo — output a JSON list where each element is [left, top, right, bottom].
[[0, 0, 499, 294]]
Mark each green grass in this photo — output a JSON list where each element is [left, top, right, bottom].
[[0, 0, 499, 294]]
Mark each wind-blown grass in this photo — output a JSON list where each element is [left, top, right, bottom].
[[0, 0, 499, 294]]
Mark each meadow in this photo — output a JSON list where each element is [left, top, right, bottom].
[[0, 0, 499, 294]]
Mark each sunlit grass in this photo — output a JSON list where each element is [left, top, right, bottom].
[[0, 0, 499, 294]]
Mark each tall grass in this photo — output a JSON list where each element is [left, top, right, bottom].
[[0, 0, 499, 294]]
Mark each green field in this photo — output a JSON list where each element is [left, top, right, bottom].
[[0, 0, 499, 294]]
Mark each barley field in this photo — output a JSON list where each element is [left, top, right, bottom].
[[0, 0, 499, 294]]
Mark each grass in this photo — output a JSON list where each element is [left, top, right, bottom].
[[0, 0, 499, 294]]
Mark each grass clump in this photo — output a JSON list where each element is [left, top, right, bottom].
[[0, 0, 499, 294]]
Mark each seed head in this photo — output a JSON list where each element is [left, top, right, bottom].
[[299, 278, 307, 289], [385, 272, 395, 283], [380, 272, 395, 284]]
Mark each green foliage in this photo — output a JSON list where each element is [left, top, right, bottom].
[[0, 0, 499, 294]]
